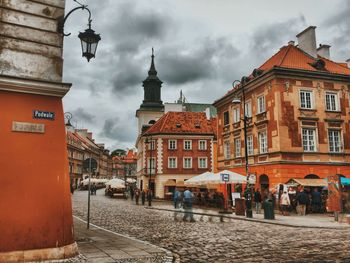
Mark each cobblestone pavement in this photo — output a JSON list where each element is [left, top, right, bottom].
[[72, 190, 350, 263]]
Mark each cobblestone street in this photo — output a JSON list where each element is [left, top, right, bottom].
[[72, 190, 350, 263]]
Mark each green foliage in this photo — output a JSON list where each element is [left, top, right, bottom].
[[111, 149, 126, 157]]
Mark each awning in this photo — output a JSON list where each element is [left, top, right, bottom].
[[185, 170, 246, 186], [164, 179, 176, 187], [286, 178, 327, 187], [176, 181, 185, 187], [341, 177, 350, 186]]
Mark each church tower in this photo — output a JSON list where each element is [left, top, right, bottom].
[[136, 49, 164, 134]]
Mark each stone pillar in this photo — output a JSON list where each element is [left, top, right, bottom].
[[0, 0, 78, 261]]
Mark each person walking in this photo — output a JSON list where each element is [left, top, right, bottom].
[[311, 188, 322, 213], [254, 189, 262, 214], [141, 189, 146, 205], [130, 186, 134, 201], [183, 188, 195, 222], [296, 189, 309, 216], [280, 191, 291, 216], [135, 188, 140, 205], [173, 188, 181, 209]]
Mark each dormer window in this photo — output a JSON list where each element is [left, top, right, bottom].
[[176, 123, 182, 128], [195, 123, 201, 128], [310, 59, 326, 70]]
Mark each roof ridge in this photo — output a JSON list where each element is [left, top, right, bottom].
[[279, 44, 292, 66], [159, 112, 171, 132]]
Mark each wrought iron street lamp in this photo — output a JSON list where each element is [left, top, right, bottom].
[[58, 0, 101, 62], [145, 137, 154, 206], [232, 77, 253, 218]]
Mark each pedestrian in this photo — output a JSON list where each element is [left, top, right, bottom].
[[130, 186, 135, 201], [296, 189, 309, 216], [147, 188, 153, 206], [91, 183, 96, 195], [141, 189, 146, 205], [280, 191, 291, 216], [173, 188, 181, 209], [254, 188, 262, 214], [311, 188, 322, 213], [183, 188, 195, 222], [135, 188, 140, 205]]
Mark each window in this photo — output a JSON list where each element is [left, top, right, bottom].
[[184, 140, 192, 150], [223, 111, 229, 125], [147, 140, 155, 150], [199, 140, 207, 150], [233, 107, 240, 123], [147, 157, 156, 174], [224, 141, 230, 159], [257, 95, 265, 114], [258, 131, 268, 154], [234, 138, 241, 157], [302, 128, 316, 152], [183, 157, 192, 168], [325, 92, 339, 111], [168, 157, 177, 168], [168, 139, 177, 150], [328, 130, 342, 153], [247, 135, 254, 156], [245, 100, 252, 117], [300, 90, 313, 109], [198, 157, 208, 168]]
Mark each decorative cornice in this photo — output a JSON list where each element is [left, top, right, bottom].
[[0, 75, 71, 97]]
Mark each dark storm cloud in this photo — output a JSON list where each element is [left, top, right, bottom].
[[71, 107, 95, 124], [159, 37, 240, 85], [322, 1, 350, 59], [250, 16, 306, 62], [100, 115, 136, 143]]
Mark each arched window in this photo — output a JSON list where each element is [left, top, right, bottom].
[[304, 174, 319, 179]]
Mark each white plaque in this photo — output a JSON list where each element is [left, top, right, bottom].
[[12, 121, 45, 133]]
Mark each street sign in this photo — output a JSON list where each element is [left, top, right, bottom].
[[83, 158, 98, 172], [221, 173, 230, 182]]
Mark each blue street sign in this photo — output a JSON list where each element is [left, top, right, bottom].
[[33, 110, 55, 120], [221, 173, 230, 182]]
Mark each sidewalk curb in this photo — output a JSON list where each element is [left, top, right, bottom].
[[145, 207, 348, 230], [74, 216, 174, 263]]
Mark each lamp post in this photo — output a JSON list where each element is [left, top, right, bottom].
[[58, 0, 101, 62], [145, 137, 154, 206], [232, 77, 253, 218]]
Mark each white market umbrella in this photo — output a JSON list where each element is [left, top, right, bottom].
[[216, 170, 246, 184], [184, 170, 246, 186], [184, 171, 216, 186], [105, 178, 126, 189]]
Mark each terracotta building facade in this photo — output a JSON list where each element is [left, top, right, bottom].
[[214, 26, 350, 191], [137, 112, 216, 198]]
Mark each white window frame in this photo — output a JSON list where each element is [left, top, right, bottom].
[[233, 107, 240, 123], [183, 157, 192, 169], [198, 157, 208, 169], [234, 138, 241, 157], [325, 91, 339, 111], [245, 100, 252, 118], [168, 157, 177, 168], [257, 95, 266, 114], [302, 128, 317, 152], [148, 140, 156, 150], [328, 130, 342, 153], [223, 111, 230, 125], [184, 140, 192, 150], [168, 139, 177, 150], [199, 140, 207, 150], [224, 140, 230, 159], [147, 157, 156, 174], [258, 130, 268, 154], [247, 135, 254, 156], [300, 90, 314, 109]]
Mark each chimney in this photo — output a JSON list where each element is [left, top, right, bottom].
[[346, 58, 350, 68], [288, 40, 295, 46], [317, 44, 331, 59], [296, 26, 317, 58], [205, 107, 211, 120]]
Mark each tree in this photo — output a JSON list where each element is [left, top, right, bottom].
[[111, 149, 126, 157]]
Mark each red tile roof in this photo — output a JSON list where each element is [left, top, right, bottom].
[[259, 44, 350, 75], [143, 112, 216, 136]]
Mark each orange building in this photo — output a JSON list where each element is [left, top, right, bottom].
[[213, 26, 350, 191], [136, 112, 217, 198], [0, 1, 79, 261]]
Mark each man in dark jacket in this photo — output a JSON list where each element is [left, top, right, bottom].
[[311, 188, 322, 213], [296, 190, 309, 216], [254, 189, 262, 214]]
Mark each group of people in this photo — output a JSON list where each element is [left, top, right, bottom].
[[173, 188, 225, 209], [129, 185, 152, 205], [174, 187, 196, 222], [251, 187, 325, 216]]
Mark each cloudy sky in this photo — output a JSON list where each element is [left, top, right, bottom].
[[62, 0, 350, 150]]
